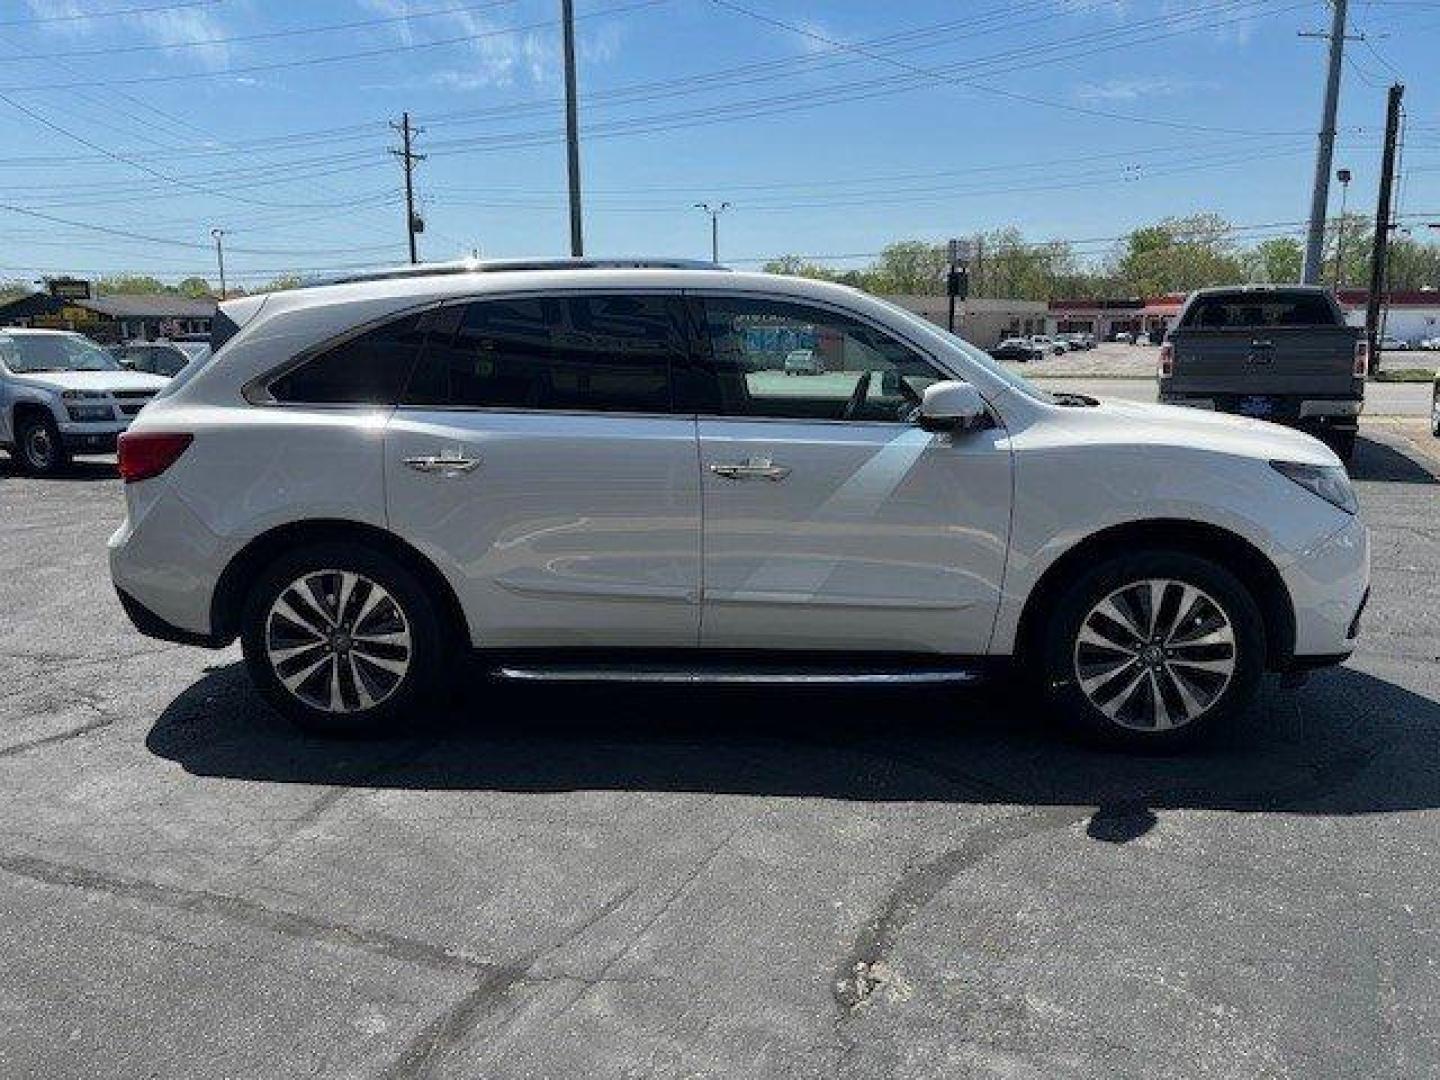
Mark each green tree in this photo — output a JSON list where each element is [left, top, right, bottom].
[[862, 240, 949, 295], [1115, 214, 1246, 295], [761, 256, 837, 281], [259, 273, 303, 292], [97, 274, 170, 295], [1250, 237, 1303, 284], [175, 276, 213, 298]]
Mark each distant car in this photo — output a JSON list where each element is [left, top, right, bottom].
[[1113, 331, 1134, 344], [782, 348, 820, 375], [1060, 332, 1095, 351], [1030, 335, 1067, 355], [110, 342, 190, 378], [1379, 336, 1409, 351], [990, 338, 1040, 362]]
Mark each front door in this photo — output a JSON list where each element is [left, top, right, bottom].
[[385, 293, 701, 649], [689, 295, 1012, 655]]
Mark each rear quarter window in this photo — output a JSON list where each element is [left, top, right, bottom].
[[269, 313, 426, 405]]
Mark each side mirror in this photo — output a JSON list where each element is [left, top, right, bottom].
[[918, 380, 988, 433]]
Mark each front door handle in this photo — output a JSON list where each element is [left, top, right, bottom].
[[403, 454, 481, 475], [710, 457, 791, 481]]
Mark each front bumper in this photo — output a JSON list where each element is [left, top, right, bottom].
[[1281, 514, 1370, 660]]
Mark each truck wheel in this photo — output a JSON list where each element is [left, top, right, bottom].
[[1328, 431, 1356, 463], [1041, 551, 1265, 750], [15, 413, 68, 476], [240, 542, 450, 737]]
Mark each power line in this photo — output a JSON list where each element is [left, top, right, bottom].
[[0, 0, 667, 92], [705, 0, 1317, 137], [0, 0, 224, 28]]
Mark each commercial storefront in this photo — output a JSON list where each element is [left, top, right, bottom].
[[0, 280, 214, 343]]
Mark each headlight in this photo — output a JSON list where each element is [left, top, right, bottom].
[[61, 390, 107, 400], [1271, 461, 1358, 515]]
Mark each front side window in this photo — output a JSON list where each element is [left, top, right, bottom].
[[269, 312, 426, 404], [402, 294, 681, 413], [694, 297, 941, 422]]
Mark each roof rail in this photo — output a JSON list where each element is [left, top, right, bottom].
[[305, 256, 727, 288]]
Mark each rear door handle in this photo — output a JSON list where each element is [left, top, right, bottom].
[[710, 457, 791, 481], [404, 454, 481, 475]]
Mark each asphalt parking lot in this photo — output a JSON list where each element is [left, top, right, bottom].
[[1, 424, 1438, 1079]]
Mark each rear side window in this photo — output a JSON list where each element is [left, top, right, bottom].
[[1181, 293, 1339, 329], [402, 294, 681, 413], [270, 312, 426, 405]]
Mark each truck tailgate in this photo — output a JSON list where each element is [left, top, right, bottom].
[[1166, 327, 1359, 396]]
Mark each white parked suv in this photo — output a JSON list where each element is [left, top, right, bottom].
[[109, 260, 1370, 748], [1, 329, 170, 474]]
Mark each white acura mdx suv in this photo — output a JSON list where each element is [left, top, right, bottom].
[[109, 260, 1369, 748]]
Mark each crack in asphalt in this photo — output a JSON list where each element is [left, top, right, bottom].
[[831, 807, 1088, 1019]]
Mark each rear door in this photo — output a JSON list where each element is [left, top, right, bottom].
[[686, 294, 1012, 656], [384, 292, 702, 649]]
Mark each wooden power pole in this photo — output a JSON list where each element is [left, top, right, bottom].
[[1364, 84, 1404, 374]]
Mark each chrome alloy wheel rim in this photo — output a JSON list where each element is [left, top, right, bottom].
[[265, 569, 412, 713], [1073, 579, 1237, 732]]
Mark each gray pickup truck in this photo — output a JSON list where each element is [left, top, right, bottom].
[[1160, 285, 1365, 460]]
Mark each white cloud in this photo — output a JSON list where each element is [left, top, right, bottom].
[[24, 0, 233, 68], [1073, 76, 1204, 102]]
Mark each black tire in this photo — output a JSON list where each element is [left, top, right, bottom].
[[240, 541, 451, 736], [1328, 430, 1357, 464], [14, 412, 68, 476], [1039, 550, 1265, 750]]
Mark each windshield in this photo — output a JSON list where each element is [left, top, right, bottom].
[[0, 332, 121, 374], [119, 345, 189, 377], [868, 297, 1056, 405]]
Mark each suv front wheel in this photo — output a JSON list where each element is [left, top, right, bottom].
[[240, 542, 449, 735], [1041, 551, 1265, 748]]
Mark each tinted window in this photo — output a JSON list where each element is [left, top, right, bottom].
[[270, 312, 425, 404], [693, 297, 940, 422], [1181, 292, 1339, 329], [403, 295, 680, 413]]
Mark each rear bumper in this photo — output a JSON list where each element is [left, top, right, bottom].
[[1160, 393, 1363, 432], [115, 586, 225, 648]]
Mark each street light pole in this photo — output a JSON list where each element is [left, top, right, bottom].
[[694, 202, 731, 262], [1333, 167, 1351, 287], [210, 227, 226, 299]]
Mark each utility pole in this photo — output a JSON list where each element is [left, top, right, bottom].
[[1301, 0, 1350, 284], [946, 238, 971, 335], [561, 0, 584, 257], [390, 112, 426, 264], [1332, 167, 1351, 287], [1365, 83, 1404, 375], [210, 227, 226, 299], [694, 202, 731, 262]]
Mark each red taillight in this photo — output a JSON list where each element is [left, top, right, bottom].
[[117, 432, 192, 483], [1158, 341, 1174, 378], [1354, 339, 1369, 378]]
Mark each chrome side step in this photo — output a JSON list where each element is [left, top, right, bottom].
[[495, 665, 983, 686]]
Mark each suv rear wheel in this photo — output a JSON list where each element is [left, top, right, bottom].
[[240, 542, 449, 736], [1041, 551, 1265, 749]]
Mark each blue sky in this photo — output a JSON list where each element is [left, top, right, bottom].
[[0, 0, 1435, 287]]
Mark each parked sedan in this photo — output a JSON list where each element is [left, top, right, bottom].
[[110, 342, 190, 378], [1030, 335, 1067, 355], [782, 348, 821, 375], [990, 338, 1040, 362], [1380, 336, 1409, 351]]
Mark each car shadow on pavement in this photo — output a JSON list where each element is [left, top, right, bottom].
[[0, 456, 117, 482], [1350, 434, 1437, 484], [147, 661, 1440, 826]]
